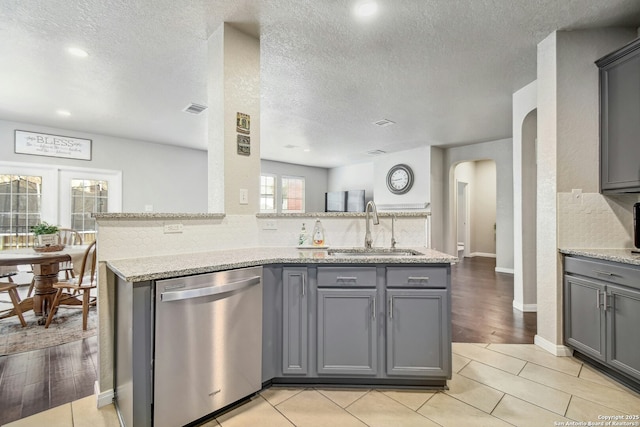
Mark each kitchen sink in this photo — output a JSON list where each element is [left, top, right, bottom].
[[327, 248, 423, 257]]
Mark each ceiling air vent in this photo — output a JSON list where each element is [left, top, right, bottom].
[[373, 118, 395, 127], [367, 149, 387, 156], [183, 103, 208, 114]]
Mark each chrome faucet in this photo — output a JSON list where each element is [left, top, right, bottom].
[[390, 215, 397, 249], [364, 201, 379, 249]]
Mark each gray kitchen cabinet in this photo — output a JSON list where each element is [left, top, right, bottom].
[[607, 284, 640, 379], [596, 37, 640, 193], [563, 255, 640, 386], [386, 289, 449, 377], [317, 288, 378, 376], [563, 274, 607, 362], [282, 267, 308, 375]]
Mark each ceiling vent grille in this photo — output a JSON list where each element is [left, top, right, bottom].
[[367, 149, 387, 156], [183, 103, 208, 114], [373, 118, 395, 127]]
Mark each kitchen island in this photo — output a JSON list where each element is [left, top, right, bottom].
[[110, 246, 456, 427]]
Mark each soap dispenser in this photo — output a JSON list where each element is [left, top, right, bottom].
[[298, 223, 308, 246], [312, 219, 325, 246]]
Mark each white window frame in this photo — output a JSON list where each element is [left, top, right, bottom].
[[59, 167, 122, 228], [281, 175, 305, 213], [259, 173, 277, 213], [0, 161, 122, 227], [0, 162, 57, 225]]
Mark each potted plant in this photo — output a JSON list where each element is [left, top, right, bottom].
[[32, 221, 60, 247]]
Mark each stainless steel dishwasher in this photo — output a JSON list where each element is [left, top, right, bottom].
[[153, 266, 263, 427]]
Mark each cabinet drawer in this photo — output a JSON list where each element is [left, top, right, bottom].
[[386, 267, 448, 288], [564, 256, 640, 291], [317, 267, 377, 287]]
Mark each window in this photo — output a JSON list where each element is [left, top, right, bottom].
[[260, 174, 276, 213], [281, 176, 305, 213], [1, 162, 122, 250], [0, 175, 42, 249], [70, 179, 109, 241]]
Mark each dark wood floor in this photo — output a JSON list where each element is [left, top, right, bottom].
[[0, 335, 97, 425], [0, 256, 535, 425], [452, 256, 537, 343]]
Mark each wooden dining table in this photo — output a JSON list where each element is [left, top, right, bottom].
[[0, 245, 88, 325]]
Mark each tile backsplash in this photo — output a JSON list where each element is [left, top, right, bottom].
[[558, 192, 640, 248], [97, 215, 429, 262]]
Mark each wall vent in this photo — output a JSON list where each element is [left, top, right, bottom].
[[183, 103, 208, 114], [367, 149, 387, 156], [373, 119, 395, 127]]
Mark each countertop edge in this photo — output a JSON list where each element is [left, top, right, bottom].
[[559, 248, 640, 266], [106, 247, 457, 282]]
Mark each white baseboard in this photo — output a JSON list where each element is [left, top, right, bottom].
[[495, 267, 514, 274], [534, 335, 573, 357], [470, 252, 496, 258], [512, 300, 537, 312], [95, 381, 114, 408]]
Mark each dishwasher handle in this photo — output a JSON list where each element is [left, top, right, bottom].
[[161, 275, 261, 302]]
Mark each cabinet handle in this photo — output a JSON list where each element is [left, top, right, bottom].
[[596, 289, 601, 308], [302, 274, 306, 296], [337, 276, 358, 281], [592, 269, 617, 277], [389, 297, 393, 319], [372, 297, 376, 320], [604, 292, 611, 310], [408, 276, 429, 282]]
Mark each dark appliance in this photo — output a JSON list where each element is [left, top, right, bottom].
[[346, 190, 366, 212], [325, 191, 347, 212], [634, 202, 640, 252]]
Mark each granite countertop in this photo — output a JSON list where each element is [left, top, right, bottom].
[[107, 247, 458, 282], [559, 248, 640, 266]]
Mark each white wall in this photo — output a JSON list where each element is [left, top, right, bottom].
[[327, 161, 374, 205], [373, 147, 430, 210], [473, 160, 497, 256], [512, 80, 538, 313], [536, 28, 637, 354], [0, 119, 208, 213], [261, 159, 329, 212], [443, 138, 514, 273], [454, 160, 497, 257], [429, 147, 445, 251]]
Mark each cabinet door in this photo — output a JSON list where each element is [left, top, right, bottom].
[[563, 275, 606, 362], [386, 289, 450, 377], [317, 288, 377, 376], [607, 284, 640, 380], [599, 41, 640, 192], [282, 268, 308, 375]]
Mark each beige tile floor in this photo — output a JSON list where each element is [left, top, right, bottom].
[[5, 343, 640, 427]]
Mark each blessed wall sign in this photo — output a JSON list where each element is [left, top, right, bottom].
[[14, 130, 92, 161]]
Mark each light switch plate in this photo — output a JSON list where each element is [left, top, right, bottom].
[[240, 189, 249, 205], [164, 223, 184, 233], [263, 220, 277, 230]]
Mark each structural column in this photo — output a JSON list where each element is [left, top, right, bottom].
[[207, 23, 260, 214]]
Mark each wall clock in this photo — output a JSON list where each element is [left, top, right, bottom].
[[386, 164, 414, 194]]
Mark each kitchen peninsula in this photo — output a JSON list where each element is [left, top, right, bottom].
[[97, 212, 453, 427]]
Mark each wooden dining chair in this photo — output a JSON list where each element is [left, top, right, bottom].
[[0, 271, 27, 327], [26, 227, 83, 297], [44, 241, 97, 331]]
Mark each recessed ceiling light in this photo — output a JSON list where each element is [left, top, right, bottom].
[[67, 47, 89, 58], [303, 148, 311, 152], [355, 1, 378, 17], [57, 109, 71, 117]]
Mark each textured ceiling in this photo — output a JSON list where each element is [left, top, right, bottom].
[[1, 0, 640, 168]]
